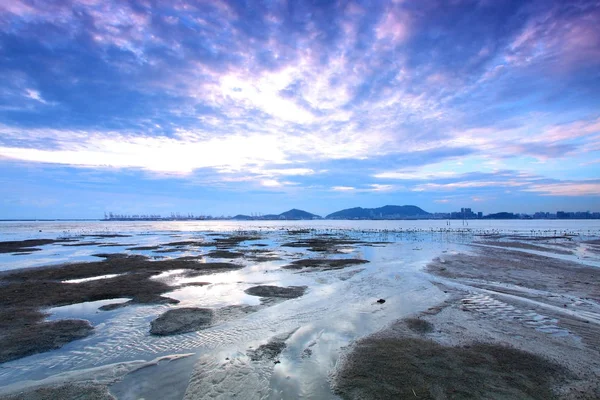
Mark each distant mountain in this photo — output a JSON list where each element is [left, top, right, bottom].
[[482, 212, 517, 219], [231, 209, 320, 220], [326, 205, 430, 220], [279, 209, 320, 220], [231, 214, 253, 220]]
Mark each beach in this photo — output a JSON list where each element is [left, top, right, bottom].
[[0, 220, 598, 399]]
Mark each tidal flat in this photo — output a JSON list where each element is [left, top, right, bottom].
[[0, 220, 599, 399]]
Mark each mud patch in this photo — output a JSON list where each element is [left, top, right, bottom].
[[244, 285, 306, 299], [62, 241, 106, 247], [0, 383, 115, 400], [212, 235, 262, 248], [0, 318, 93, 364], [283, 258, 369, 271], [333, 338, 565, 400], [281, 238, 361, 253], [0, 255, 242, 362], [206, 250, 244, 259], [0, 239, 74, 254], [247, 330, 297, 362], [150, 305, 259, 336], [405, 318, 434, 334], [127, 245, 161, 250]]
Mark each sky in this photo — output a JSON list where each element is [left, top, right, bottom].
[[1, 0, 599, 219]]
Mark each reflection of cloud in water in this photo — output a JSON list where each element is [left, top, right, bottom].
[[46, 298, 131, 325], [165, 284, 262, 307], [63, 274, 122, 284]]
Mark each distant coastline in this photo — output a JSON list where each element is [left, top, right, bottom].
[[100, 205, 600, 221], [2, 205, 599, 222]]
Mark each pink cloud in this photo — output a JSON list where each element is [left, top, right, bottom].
[[375, 6, 411, 44], [506, 5, 600, 71], [524, 182, 600, 196]]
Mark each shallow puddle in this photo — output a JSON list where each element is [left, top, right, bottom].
[[46, 298, 132, 325]]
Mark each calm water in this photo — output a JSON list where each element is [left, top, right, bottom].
[[2, 219, 600, 241]]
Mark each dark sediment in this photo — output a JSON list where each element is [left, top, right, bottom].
[[333, 338, 565, 400], [62, 242, 105, 247], [247, 330, 298, 362], [0, 239, 74, 254], [0, 316, 93, 364], [212, 235, 262, 247], [207, 250, 244, 259], [0, 255, 242, 362], [153, 248, 182, 253], [150, 308, 214, 335], [405, 318, 434, 334], [283, 258, 369, 271], [3, 254, 241, 284], [244, 285, 306, 299], [248, 339, 287, 362], [162, 235, 262, 249], [126, 245, 161, 250], [150, 305, 258, 336], [281, 238, 361, 253], [0, 383, 115, 400]]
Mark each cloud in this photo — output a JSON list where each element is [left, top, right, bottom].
[[374, 170, 459, 180], [330, 184, 397, 193], [0, 123, 398, 174], [412, 180, 527, 192], [505, 2, 600, 71], [0, 0, 599, 211], [524, 182, 600, 196], [24, 88, 48, 104], [332, 186, 355, 192]]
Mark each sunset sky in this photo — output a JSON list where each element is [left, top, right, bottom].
[[1, 0, 599, 218]]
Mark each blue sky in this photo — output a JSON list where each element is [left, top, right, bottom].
[[1, 0, 599, 218]]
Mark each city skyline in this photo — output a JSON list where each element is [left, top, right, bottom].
[[1, 0, 599, 219]]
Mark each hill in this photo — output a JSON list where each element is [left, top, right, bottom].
[[231, 209, 320, 220], [279, 208, 320, 220], [326, 205, 430, 219]]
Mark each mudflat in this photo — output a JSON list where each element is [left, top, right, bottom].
[[0, 253, 243, 362], [333, 238, 600, 399]]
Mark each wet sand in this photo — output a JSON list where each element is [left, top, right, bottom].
[[333, 239, 600, 399], [3, 230, 599, 399]]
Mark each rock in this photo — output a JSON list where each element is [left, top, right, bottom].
[[377, 299, 386, 304]]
